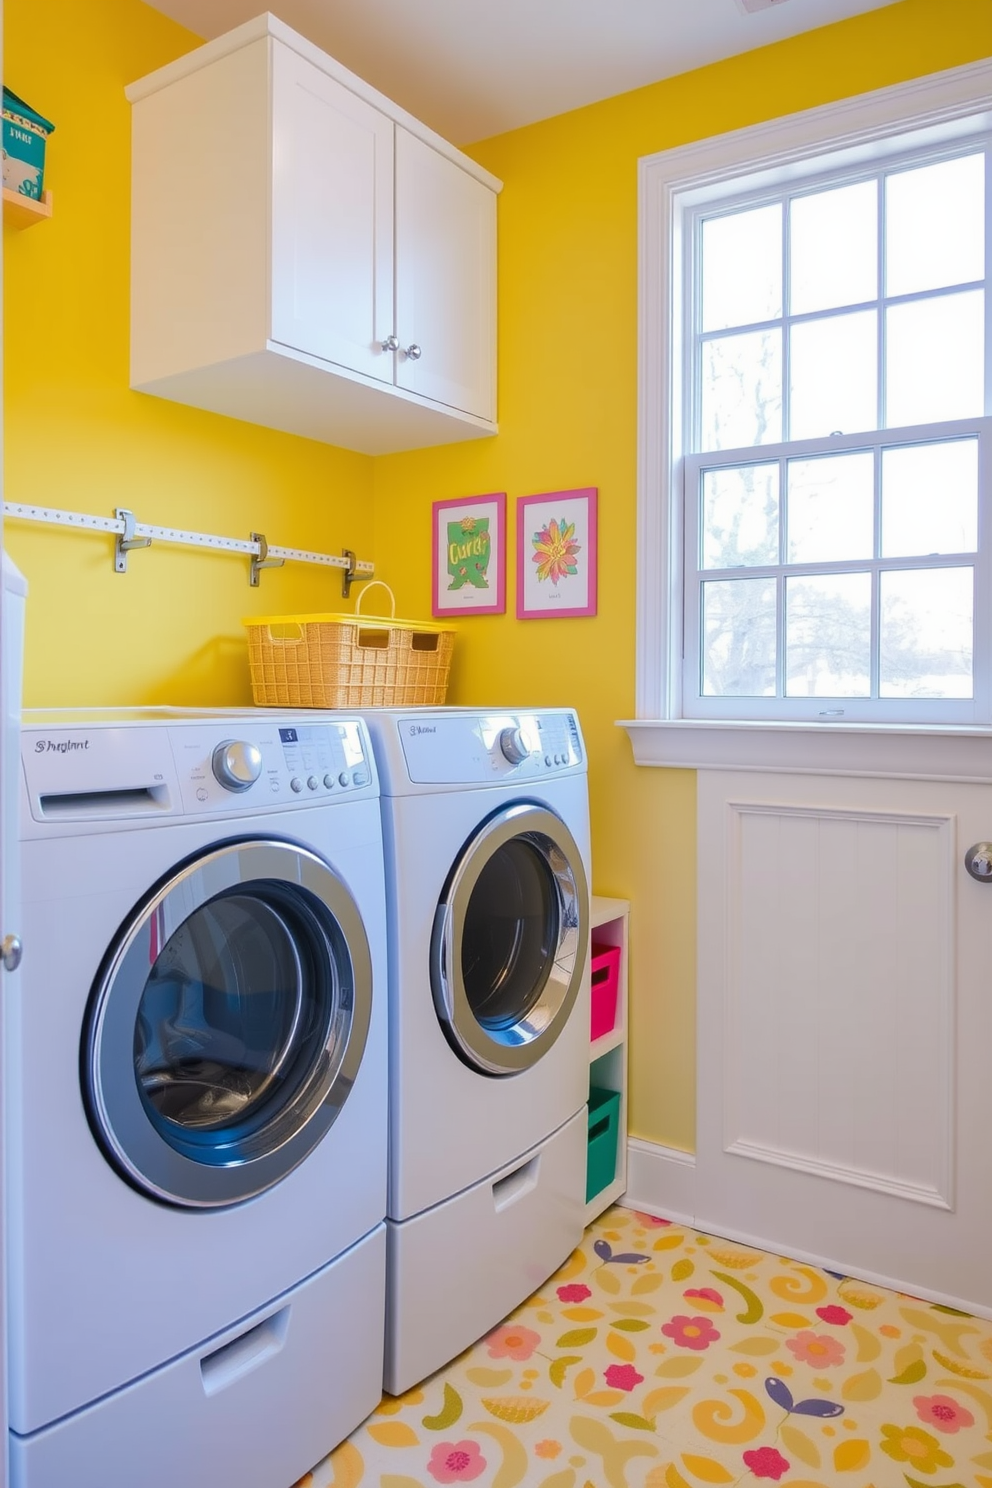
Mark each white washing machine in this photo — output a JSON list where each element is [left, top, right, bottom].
[[9, 709, 388, 1488], [362, 707, 591, 1394]]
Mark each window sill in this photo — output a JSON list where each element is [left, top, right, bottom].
[[618, 718, 992, 782]]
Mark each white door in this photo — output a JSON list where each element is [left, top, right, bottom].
[[394, 128, 496, 420], [696, 769, 992, 1316], [270, 43, 394, 383]]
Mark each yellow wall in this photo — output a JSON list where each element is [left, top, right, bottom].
[[5, 0, 991, 1150], [370, 0, 992, 1150], [3, 0, 375, 708]]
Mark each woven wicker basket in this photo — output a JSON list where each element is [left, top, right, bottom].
[[244, 583, 455, 708]]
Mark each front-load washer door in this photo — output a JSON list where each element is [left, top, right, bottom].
[[431, 802, 589, 1075], [83, 839, 372, 1208]]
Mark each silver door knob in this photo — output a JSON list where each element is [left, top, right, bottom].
[[403, 343, 422, 361], [964, 843, 992, 880], [212, 740, 263, 792], [379, 334, 399, 352], [1, 935, 23, 972]]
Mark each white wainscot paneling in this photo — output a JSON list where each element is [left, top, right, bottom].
[[723, 801, 954, 1209]]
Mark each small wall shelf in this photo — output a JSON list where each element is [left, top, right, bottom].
[[3, 188, 53, 229], [585, 895, 630, 1225]]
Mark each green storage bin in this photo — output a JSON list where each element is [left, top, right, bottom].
[[2, 87, 55, 199], [585, 1086, 621, 1202]]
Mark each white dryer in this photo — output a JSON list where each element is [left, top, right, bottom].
[[362, 707, 591, 1394], [9, 710, 388, 1488]]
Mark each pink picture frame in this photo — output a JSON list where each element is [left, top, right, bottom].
[[516, 487, 598, 619], [431, 492, 506, 617]]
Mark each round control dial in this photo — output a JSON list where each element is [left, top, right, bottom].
[[498, 726, 534, 766], [211, 739, 263, 792]]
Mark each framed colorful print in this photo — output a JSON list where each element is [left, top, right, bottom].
[[431, 492, 506, 617], [516, 487, 598, 619]]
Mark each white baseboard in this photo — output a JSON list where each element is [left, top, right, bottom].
[[622, 1137, 696, 1226], [619, 1138, 992, 1321]]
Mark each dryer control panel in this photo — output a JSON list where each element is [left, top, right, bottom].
[[396, 709, 584, 784]]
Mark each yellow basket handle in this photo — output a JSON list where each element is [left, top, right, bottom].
[[355, 581, 396, 620], [264, 621, 305, 643]]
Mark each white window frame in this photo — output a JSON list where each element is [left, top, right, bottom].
[[626, 58, 992, 778]]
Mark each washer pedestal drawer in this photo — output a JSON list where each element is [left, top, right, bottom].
[[10, 1223, 386, 1488], [385, 1107, 586, 1395]]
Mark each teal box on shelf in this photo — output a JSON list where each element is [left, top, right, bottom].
[[586, 1086, 621, 1203], [2, 87, 55, 199]]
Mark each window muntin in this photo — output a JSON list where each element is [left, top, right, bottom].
[[681, 139, 990, 724]]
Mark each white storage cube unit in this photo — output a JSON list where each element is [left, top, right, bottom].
[[127, 14, 500, 456]]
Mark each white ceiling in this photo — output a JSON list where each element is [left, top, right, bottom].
[[143, 0, 899, 144]]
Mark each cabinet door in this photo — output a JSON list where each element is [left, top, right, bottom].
[[394, 129, 496, 421], [271, 43, 394, 384]]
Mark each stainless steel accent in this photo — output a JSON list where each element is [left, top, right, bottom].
[[1, 934, 23, 972], [498, 726, 533, 766], [249, 530, 285, 587], [965, 842, 992, 880], [379, 334, 400, 352], [211, 740, 263, 792], [430, 803, 589, 1076], [114, 506, 152, 573], [403, 343, 422, 361], [84, 838, 374, 1207]]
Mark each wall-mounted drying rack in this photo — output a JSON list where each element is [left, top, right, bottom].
[[2, 501, 375, 598]]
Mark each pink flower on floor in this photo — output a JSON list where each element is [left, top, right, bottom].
[[485, 1324, 541, 1361], [684, 1287, 724, 1311], [815, 1305, 852, 1326], [743, 1446, 791, 1481], [604, 1363, 644, 1391], [913, 1393, 976, 1433], [661, 1315, 721, 1350], [634, 1212, 672, 1226], [557, 1283, 592, 1303], [785, 1330, 846, 1367], [427, 1440, 487, 1483]]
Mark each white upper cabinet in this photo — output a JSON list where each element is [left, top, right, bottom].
[[126, 15, 500, 456]]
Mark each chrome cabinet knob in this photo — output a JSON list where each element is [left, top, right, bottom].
[[212, 740, 263, 792], [403, 343, 422, 361], [965, 843, 992, 881], [379, 334, 399, 352], [1, 935, 22, 972]]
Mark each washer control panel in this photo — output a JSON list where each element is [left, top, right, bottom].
[[398, 710, 584, 784], [174, 720, 372, 812]]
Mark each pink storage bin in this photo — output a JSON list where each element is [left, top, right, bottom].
[[590, 942, 621, 1041]]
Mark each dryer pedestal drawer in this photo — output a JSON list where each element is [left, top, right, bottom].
[[10, 1223, 386, 1488], [385, 1107, 586, 1395]]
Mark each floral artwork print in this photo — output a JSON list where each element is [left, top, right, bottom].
[[531, 515, 581, 585], [298, 1204, 992, 1488], [516, 488, 597, 618]]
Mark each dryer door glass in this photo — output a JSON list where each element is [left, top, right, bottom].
[[84, 839, 373, 1208], [431, 803, 589, 1075]]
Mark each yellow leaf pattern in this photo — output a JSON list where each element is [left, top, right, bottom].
[[324, 1207, 992, 1488]]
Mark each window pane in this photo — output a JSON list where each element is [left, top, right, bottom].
[[886, 153, 985, 298], [790, 310, 877, 440], [702, 578, 777, 695], [785, 573, 872, 697], [881, 439, 979, 557], [790, 180, 877, 315], [702, 463, 779, 569], [886, 290, 984, 427], [879, 567, 973, 698], [701, 204, 782, 332], [786, 450, 874, 564], [701, 329, 782, 450]]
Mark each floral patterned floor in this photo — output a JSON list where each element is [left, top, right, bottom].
[[295, 1205, 992, 1488]]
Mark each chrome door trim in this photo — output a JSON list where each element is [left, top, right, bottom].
[[431, 802, 589, 1075], [84, 838, 373, 1208]]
